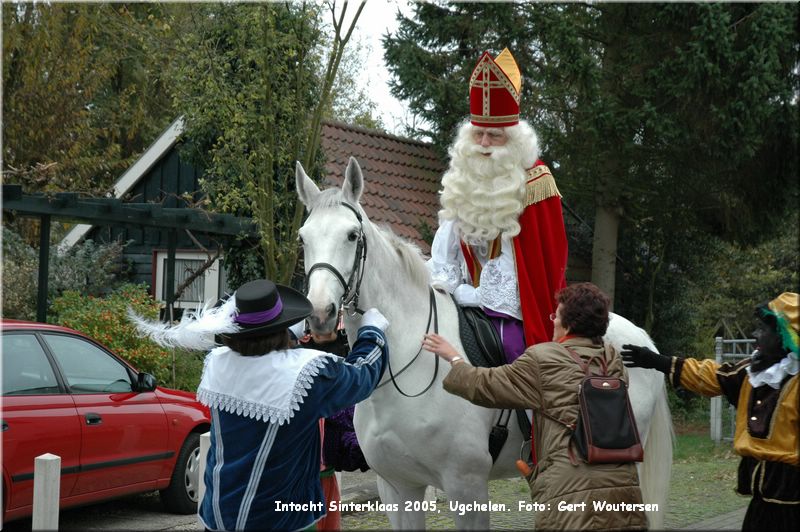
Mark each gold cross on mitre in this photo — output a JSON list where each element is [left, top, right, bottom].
[[469, 48, 522, 126], [469, 48, 522, 117]]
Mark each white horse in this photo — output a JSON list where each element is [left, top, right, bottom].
[[296, 157, 673, 530]]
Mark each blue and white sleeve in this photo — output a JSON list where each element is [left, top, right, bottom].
[[315, 325, 388, 418]]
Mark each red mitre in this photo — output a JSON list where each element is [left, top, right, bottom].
[[469, 48, 522, 127]]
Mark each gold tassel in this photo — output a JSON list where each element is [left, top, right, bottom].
[[525, 165, 561, 206]]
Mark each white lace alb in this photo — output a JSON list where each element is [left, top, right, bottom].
[[427, 219, 521, 319], [478, 260, 521, 319]]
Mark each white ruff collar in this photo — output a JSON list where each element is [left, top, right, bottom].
[[197, 346, 333, 425], [747, 352, 800, 389]]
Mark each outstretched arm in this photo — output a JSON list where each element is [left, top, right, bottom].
[[423, 333, 541, 409], [622, 344, 744, 399], [316, 309, 390, 417]]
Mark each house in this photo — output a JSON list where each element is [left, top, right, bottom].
[[61, 117, 589, 310]]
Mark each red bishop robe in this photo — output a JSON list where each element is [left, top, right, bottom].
[[513, 160, 568, 346], [460, 160, 568, 347]]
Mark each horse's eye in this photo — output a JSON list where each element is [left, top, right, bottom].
[[347, 232, 358, 242]]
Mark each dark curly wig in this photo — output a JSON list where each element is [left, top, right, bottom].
[[555, 282, 611, 341]]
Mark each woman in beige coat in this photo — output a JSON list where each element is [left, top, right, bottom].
[[423, 282, 648, 531]]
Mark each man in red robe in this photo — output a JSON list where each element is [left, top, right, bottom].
[[427, 48, 568, 362]]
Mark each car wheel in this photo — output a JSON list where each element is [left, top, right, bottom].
[[160, 432, 201, 514]]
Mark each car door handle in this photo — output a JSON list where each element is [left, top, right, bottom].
[[1, 420, 8, 432], [85, 413, 103, 425]]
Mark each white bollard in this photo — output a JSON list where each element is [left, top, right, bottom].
[[32, 453, 60, 531], [425, 485, 439, 502], [198, 432, 210, 509]]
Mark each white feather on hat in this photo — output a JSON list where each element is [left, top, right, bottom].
[[128, 296, 241, 351]]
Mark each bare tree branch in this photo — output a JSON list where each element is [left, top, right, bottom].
[[170, 229, 222, 302]]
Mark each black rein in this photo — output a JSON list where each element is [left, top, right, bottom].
[[377, 287, 440, 398]]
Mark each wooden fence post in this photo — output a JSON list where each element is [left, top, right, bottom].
[[198, 432, 210, 509], [32, 453, 60, 531]]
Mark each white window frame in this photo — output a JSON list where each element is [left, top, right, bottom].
[[153, 250, 227, 310]]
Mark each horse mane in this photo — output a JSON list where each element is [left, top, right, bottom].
[[371, 224, 431, 289], [306, 187, 431, 289]]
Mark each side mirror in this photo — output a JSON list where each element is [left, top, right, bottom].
[[136, 373, 157, 392]]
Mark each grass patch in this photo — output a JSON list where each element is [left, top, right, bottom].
[[664, 428, 746, 529], [673, 431, 734, 462]]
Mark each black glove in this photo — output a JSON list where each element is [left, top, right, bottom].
[[621, 344, 673, 374]]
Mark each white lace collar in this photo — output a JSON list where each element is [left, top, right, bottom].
[[197, 346, 334, 425], [747, 352, 800, 389]]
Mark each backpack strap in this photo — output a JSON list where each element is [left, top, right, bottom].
[[563, 346, 589, 373], [538, 344, 589, 430], [538, 410, 575, 431], [538, 409, 581, 466], [564, 345, 608, 376]]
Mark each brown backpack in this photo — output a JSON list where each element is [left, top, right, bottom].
[[543, 346, 644, 464]]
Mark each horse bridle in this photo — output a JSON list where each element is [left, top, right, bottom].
[[303, 201, 440, 397], [304, 202, 368, 316]]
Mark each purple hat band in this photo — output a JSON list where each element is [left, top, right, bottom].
[[234, 296, 283, 325]]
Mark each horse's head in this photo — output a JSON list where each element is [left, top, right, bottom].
[[296, 157, 367, 334]]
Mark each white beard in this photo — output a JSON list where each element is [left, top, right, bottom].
[[439, 122, 537, 243]]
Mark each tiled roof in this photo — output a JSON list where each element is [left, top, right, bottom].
[[320, 121, 446, 255]]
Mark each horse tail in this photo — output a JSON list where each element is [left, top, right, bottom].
[[639, 378, 674, 530]]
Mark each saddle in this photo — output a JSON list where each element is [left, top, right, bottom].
[[456, 304, 505, 368], [454, 299, 532, 464]]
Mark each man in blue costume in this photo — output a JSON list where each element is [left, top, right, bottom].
[[133, 278, 388, 531]]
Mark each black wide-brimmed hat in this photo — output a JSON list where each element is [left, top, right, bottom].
[[222, 279, 313, 339]]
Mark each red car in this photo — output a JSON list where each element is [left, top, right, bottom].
[[1, 319, 210, 524]]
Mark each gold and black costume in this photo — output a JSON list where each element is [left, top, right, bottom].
[[672, 357, 799, 504]]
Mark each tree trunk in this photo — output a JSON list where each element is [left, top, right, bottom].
[[591, 204, 620, 309], [589, 5, 628, 310]]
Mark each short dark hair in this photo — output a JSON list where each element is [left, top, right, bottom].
[[556, 282, 611, 341], [222, 330, 290, 356]]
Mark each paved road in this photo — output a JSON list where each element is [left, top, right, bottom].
[[2, 471, 745, 530], [0, 472, 376, 531]]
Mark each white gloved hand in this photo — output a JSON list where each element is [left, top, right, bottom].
[[360, 308, 389, 332], [288, 320, 306, 341], [430, 279, 451, 292], [453, 284, 481, 307]]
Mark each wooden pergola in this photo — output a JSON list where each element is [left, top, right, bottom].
[[2, 184, 259, 322]]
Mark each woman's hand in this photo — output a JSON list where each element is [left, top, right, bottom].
[[422, 333, 462, 363]]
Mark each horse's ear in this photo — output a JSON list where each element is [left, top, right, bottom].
[[342, 157, 364, 205], [295, 161, 321, 209]]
